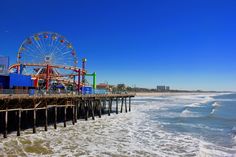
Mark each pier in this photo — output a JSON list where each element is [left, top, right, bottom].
[[0, 94, 135, 138]]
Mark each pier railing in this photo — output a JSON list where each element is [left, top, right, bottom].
[[0, 89, 135, 96]]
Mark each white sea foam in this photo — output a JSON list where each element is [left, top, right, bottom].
[[210, 108, 216, 114], [197, 140, 236, 157], [210, 102, 220, 115], [212, 102, 221, 108], [233, 127, 236, 131], [180, 109, 201, 117], [186, 102, 202, 107]]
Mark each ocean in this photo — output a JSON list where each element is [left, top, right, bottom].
[[0, 93, 236, 156]]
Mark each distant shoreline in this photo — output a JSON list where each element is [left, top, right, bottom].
[[134, 91, 229, 97]]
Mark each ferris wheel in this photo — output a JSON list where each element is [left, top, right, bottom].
[[16, 32, 78, 76]]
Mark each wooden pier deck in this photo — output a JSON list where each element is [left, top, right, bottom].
[[0, 94, 135, 138]]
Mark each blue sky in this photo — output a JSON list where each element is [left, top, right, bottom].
[[0, 0, 236, 91]]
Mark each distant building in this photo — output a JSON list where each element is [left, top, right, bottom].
[[0, 56, 9, 75], [166, 86, 170, 91], [157, 85, 170, 92], [96, 83, 109, 90], [117, 84, 126, 91], [96, 83, 113, 93]]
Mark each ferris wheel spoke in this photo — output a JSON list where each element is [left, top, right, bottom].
[[49, 37, 56, 53], [37, 36, 47, 54], [40, 37, 48, 53], [53, 39, 68, 53], [23, 44, 44, 58], [22, 46, 41, 59], [61, 50, 73, 55], [56, 39, 71, 51], [43, 37, 50, 53], [23, 46, 45, 59], [53, 47, 70, 56], [31, 37, 42, 51], [23, 54, 44, 64], [50, 38, 62, 56], [32, 38, 45, 55], [56, 58, 75, 66]]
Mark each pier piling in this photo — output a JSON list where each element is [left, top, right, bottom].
[[91, 101, 95, 120], [102, 100, 106, 114], [125, 98, 127, 113], [54, 106, 57, 129], [64, 106, 67, 127], [17, 110, 21, 136], [129, 97, 131, 112], [75, 102, 78, 123], [72, 106, 75, 125], [121, 98, 124, 113], [33, 109, 36, 133], [108, 99, 111, 116], [98, 100, 102, 118], [4, 110, 8, 138], [85, 101, 88, 121], [116, 98, 118, 114]]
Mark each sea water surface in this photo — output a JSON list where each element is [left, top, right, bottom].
[[0, 93, 236, 156]]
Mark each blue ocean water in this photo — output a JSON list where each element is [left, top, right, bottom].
[[134, 93, 236, 156]]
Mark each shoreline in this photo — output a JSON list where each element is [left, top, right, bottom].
[[134, 91, 227, 97]]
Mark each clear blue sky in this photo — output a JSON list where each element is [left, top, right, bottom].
[[0, 0, 236, 91]]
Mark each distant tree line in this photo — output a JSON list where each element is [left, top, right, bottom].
[[110, 84, 218, 93]]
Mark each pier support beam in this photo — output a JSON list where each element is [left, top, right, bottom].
[[110, 99, 112, 114], [121, 98, 124, 113], [75, 101, 78, 123], [45, 107, 48, 131], [17, 110, 21, 136], [78, 101, 82, 119], [125, 97, 127, 113], [91, 101, 95, 120], [4, 110, 8, 138], [33, 109, 36, 133], [98, 100, 102, 118], [129, 97, 131, 112], [72, 106, 75, 125], [54, 106, 57, 129], [108, 99, 111, 116], [116, 98, 118, 114], [85, 101, 88, 121], [102, 100, 106, 114], [64, 106, 67, 127]]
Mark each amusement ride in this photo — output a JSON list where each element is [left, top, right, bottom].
[[8, 32, 96, 93]]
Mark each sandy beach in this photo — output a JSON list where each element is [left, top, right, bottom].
[[134, 92, 215, 97]]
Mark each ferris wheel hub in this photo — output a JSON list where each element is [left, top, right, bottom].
[[44, 55, 52, 63]]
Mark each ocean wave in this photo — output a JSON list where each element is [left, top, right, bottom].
[[180, 109, 202, 118], [163, 122, 224, 132], [186, 102, 203, 107], [210, 108, 216, 115], [212, 102, 221, 108], [197, 140, 236, 157], [232, 127, 236, 134]]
